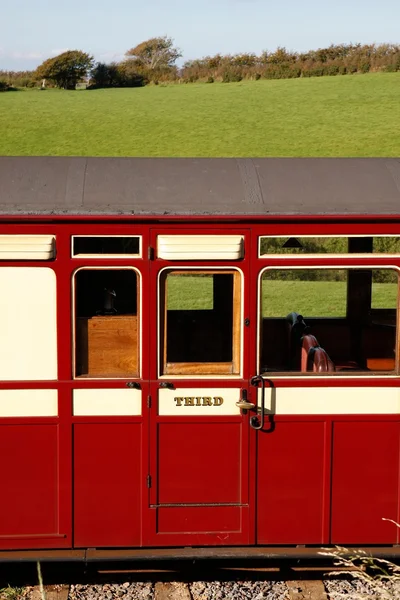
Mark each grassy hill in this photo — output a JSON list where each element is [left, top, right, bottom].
[[0, 73, 399, 156]]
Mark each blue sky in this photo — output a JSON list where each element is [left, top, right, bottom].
[[1, 0, 400, 70]]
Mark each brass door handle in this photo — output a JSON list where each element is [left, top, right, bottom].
[[236, 400, 255, 410]]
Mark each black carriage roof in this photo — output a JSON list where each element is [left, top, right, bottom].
[[0, 157, 399, 217]]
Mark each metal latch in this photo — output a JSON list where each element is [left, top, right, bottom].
[[236, 388, 255, 411]]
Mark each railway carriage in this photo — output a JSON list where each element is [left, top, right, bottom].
[[1, 156, 400, 560]]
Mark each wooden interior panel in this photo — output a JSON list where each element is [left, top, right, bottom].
[[76, 315, 138, 377]]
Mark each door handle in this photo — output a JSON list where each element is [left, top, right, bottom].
[[250, 375, 265, 430], [126, 381, 141, 389], [236, 388, 255, 411]]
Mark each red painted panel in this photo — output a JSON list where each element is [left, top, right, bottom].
[[331, 421, 399, 544], [74, 423, 142, 547], [156, 506, 241, 534], [0, 425, 58, 537], [157, 423, 241, 504], [257, 421, 326, 544]]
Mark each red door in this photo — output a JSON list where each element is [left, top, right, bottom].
[[144, 229, 252, 546]]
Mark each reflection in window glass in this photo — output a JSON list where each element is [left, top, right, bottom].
[[161, 271, 241, 375], [75, 269, 139, 378], [260, 236, 400, 256], [260, 268, 398, 375]]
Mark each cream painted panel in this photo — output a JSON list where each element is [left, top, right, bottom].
[[0, 389, 57, 417], [158, 235, 244, 260], [0, 236, 55, 260], [159, 388, 241, 415], [73, 388, 142, 416], [257, 386, 400, 414], [0, 268, 57, 380]]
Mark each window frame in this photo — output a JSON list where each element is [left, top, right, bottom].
[[257, 264, 400, 378], [158, 267, 244, 379], [258, 234, 400, 259], [72, 266, 142, 380], [71, 235, 142, 259]]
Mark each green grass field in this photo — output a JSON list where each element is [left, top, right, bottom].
[[166, 275, 397, 315], [261, 280, 397, 317], [1, 73, 399, 156]]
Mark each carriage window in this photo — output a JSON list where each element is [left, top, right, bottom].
[[160, 270, 241, 375], [260, 268, 398, 374], [259, 236, 400, 256], [72, 236, 140, 257], [74, 269, 139, 378]]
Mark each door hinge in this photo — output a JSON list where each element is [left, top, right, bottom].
[[147, 475, 152, 488], [147, 395, 152, 408], [148, 246, 154, 260]]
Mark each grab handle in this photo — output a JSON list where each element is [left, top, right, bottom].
[[250, 375, 265, 430]]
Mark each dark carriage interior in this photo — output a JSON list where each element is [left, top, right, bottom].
[[261, 311, 397, 373], [260, 273, 397, 374]]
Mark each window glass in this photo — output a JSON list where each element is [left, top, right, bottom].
[[161, 270, 241, 375], [262, 269, 347, 318], [74, 269, 139, 378], [72, 236, 140, 257], [260, 268, 398, 374], [259, 236, 400, 256]]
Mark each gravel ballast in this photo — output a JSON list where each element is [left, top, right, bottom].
[[25, 576, 400, 600]]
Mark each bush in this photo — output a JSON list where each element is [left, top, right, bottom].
[[206, 76, 214, 83], [0, 80, 9, 91], [359, 62, 371, 73], [90, 62, 146, 88], [222, 71, 243, 83], [266, 65, 301, 79], [385, 63, 398, 72], [302, 66, 324, 77], [325, 65, 340, 76], [254, 72, 261, 80]]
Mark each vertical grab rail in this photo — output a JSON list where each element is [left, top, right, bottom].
[[250, 375, 265, 430]]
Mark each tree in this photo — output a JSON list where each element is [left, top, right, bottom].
[[90, 62, 121, 88], [35, 50, 94, 90], [125, 36, 182, 70], [90, 61, 146, 88]]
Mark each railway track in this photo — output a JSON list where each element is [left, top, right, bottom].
[[0, 562, 384, 600]]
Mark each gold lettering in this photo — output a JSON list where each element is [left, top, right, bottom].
[[175, 395, 225, 407]]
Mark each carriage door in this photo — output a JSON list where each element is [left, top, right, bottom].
[[146, 231, 251, 546]]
